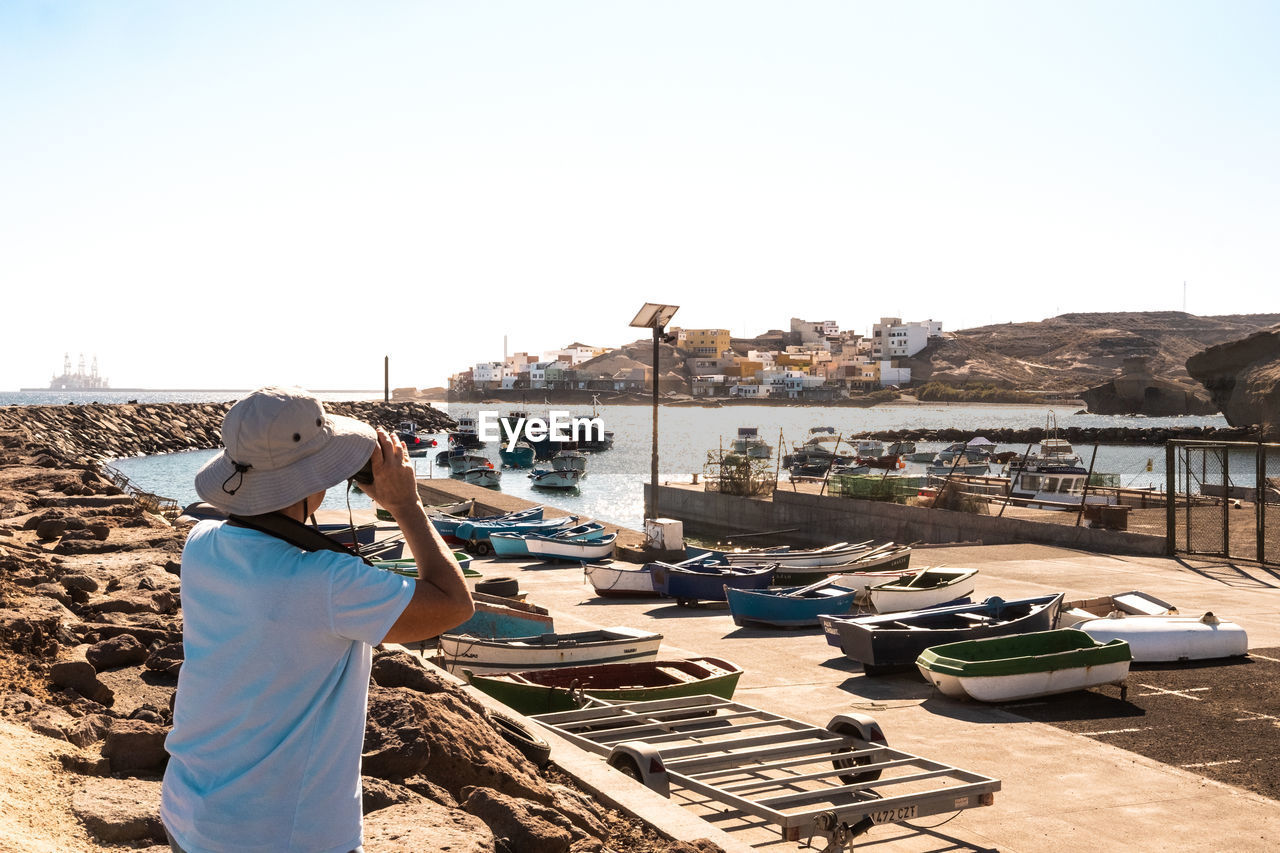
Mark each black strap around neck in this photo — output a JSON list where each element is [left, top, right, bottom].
[[227, 512, 372, 566]]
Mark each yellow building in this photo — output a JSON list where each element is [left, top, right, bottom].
[[681, 328, 731, 357]]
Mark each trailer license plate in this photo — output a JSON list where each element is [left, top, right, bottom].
[[870, 805, 918, 824]]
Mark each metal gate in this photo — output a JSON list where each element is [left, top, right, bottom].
[[1167, 440, 1280, 565]]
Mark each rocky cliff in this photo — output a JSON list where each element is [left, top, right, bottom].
[[1186, 325, 1280, 437]]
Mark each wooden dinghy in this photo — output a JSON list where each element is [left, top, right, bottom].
[[769, 544, 913, 586], [524, 532, 617, 562], [463, 657, 743, 715], [725, 580, 860, 628], [1073, 612, 1248, 662], [490, 522, 607, 558], [819, 594, 1064, 673], [651, 562, 777, 606], [1057, 590, 1178, 627], [723, 540, 872, 568], [584, 562, 660, 597], [866, 567, 977, 614], [437, 626, 663, 676], [916, 629, 1131, 702]]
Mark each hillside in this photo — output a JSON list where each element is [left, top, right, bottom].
[[904, 312, 1280, 394]]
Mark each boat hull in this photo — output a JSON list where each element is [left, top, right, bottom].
[[450, 595, 555, 639], [584, 563, 659, 597], [525, 533, 617, 562], [771, 548, 912, 586], [464, 657, 742, 715], [1075, 614, 1248, 662], [867, 568, 978, 613], [652, 563, 776, 603], [725, 584, 860, 628], [437, 627, 663, 675], [916, 629, 1131, 702]]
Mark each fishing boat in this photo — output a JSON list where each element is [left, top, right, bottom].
[[865, 567, 978, 613], [723, 541, 871, 568], [731, 427, 773, 459], [498, 441, 536, 469], [1057, 591, 1178, 627], [859, 453, 902, 470], [584, 562, 661, 597], [490, 522, 608, 558], [768, 544, 914, 587], [927, 457, 991, 476], [651, 562, 776, 605], [530, 468, 583, 490], [463, 657, 743, 715], [448, 452, 490, 476], [449, 415, 484, 448], [456, 515, 580, 554], [1072, 612, 1248, 662], [725, 580, 860, 628], [448, 592, 555, 639], [436, 626, 663, 676], [853, 439, 885, 458], [431, 506, 543, 540], [886, 440, 916, 457], [317, 522, 378, 548], [825, 567, 919, 592], [525, 532, 617, 562], [372, 553, 481, 579], [551, 449, 588, 472], [462, 465, 501, 488], [820, 594, 1064, 673], [378, 497, 475, 523], [916, 629, 1132, 702]]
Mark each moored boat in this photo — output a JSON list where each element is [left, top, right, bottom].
[[498, 441, 536, 469], [463, 656, 743, 715], [436, 626, 663, 675], [530, 468, 584, 490], [725, 581, 860, 628], [916, 629, 1132, 702], [1073, 612, 1248, 662], [866, 567, 978, 613], [448, 451, 491, 475], [462, 466, 501, 488], [820, 593, 1064, 672]]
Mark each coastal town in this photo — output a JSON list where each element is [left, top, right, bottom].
[[450, 317, 940, 400]]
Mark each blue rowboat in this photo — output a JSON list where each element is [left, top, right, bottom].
[[448, 592, 555, 640], [652, 562, 777, 606], [490, 522, 609, 558], [456, 515, 580, 554], [725, 581, 861, 628], [819, 593, 1064, 675], [431, 506, 543, 539]]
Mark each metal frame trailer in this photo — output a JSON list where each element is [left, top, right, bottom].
[[532, 694, 999, 852]]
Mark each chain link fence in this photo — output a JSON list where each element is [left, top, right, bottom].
[[1169, 440, 1279, 565]]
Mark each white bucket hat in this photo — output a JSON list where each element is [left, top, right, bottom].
[[195, 386, 377, 515]]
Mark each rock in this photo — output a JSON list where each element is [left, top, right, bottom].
[[1187, 325, 1280, 437], [101, 718, 169, 773], [362, 688, 434, 780], [402, 775, 459, 809], [461, 787, 574, 853], [50, 646, 115, 706], [85, 588, 179, 616], [35, 518, 68, 540], [144, 642, 184, 675], [371, 650, 462, 699], [87, 634, 149, 669], [61, 572, 101, 593], [65, 713, 116, 748], [87, 522, 111, 541], [361, 776, 421, 814], [362, 796, 497, 852], [1081, 356, 1218, 416], [71, 777, 166, 843]]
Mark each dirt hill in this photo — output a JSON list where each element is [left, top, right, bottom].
[[904, 312, 1280, 394]]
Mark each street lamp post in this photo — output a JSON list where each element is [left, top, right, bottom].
[[630, 303, 680, 524]]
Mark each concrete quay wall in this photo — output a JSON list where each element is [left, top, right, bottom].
[[651, 483, 1168, 555]]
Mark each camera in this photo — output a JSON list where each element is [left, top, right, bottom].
[[351, 457, 374, 485]]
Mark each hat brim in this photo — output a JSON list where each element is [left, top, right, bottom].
[[195, 413, 377, 515]]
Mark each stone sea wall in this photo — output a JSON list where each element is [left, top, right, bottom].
[[850, 424, 1257, 446], [0, 401, 453, 462]]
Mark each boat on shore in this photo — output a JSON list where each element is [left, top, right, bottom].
[[524, 532, 617, 562], [436, 626, 663, 675], [723, 541, 871, 567], [1073, 612, 1248, 662], [584, 561, 661, 597], [820, 593, 1064, 673], [431, 506, 542, 540], [865, 567, 977, 613], [725, 580, 860, 628], [1057, 591, 1177, 627], [490, 522, 608, 558], [768, 544, 914, 586], [449, 591, 555, 639], [651, 562, 777, 605], [462, 656, 743, 715], [916, 629, 1132, 702]]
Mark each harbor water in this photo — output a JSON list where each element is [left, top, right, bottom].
[[96, 396, 1231, 533]]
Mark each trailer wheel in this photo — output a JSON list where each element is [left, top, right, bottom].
[[488, 711, 551, 768], [608, 753, 644, 782], [829, 715, 888, 785], [471, 540, 492, 557]]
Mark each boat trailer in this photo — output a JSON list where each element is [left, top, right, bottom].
[[532, 694, 998, 851]]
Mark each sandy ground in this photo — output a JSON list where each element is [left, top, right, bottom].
[[0, 720, 97, 852]]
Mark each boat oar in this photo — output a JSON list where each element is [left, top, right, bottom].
[[782, 576, 838, 597]]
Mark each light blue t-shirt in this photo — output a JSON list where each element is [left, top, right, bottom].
[[161, 520, 414, 853]]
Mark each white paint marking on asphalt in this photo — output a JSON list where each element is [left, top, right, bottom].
[[1180, 759, 1242, 768], [1137, 684, 1210, 701], [1079, 727, 1151, 736], [1248, 653, 1280, 663]]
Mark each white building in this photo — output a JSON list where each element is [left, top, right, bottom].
[[472, 362, 507, 385], [790, 318, 840, 346], [730, 382, 773, 397], [870, 317, 942, 359], [528, 361, 553, 388]]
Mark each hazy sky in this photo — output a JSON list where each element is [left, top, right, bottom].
[[2, 1, 1276, 391]]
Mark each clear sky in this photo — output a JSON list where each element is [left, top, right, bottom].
[[2, 1, 1276, 391]]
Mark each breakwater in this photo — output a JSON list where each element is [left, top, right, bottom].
[[0, 401, 453, 462], [848, 424, 1256, 446]]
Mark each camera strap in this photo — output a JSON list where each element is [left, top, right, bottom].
[[227, 512, 373, 566]]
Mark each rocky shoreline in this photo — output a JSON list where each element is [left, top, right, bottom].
[[0, 403, 721, 852]]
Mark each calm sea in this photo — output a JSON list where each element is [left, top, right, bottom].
[[96, 398, 1229, 532]]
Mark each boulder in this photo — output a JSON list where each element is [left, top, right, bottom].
[[361, 776, 422, 814], [71, 777, 165, 844], [1187, 325, 1280, 437], [461, 787, 575, 853], [50, 645, 115, 706], [100, 718, 169, 773], [363, 796, 497, 852], [87, 634, 149, 669]]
